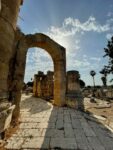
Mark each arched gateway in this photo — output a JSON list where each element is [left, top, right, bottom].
[[15, 33, 66, 109]]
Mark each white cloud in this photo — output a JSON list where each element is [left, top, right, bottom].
[[63, 16, 110, 33], [25, 16, 113, 83], [107, 12, 113, 17], [45, 16, 112, 56], [90, 57, 101, 62], [83, 54, 87, 58], [106, 33, 113, 40], [24, 48, 53, 82], [67, 56, 91, 71]]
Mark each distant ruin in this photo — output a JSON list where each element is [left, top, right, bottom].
[[33, 71, 54, 100], [33, 70, 83, 109]]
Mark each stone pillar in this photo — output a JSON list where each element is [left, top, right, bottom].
[[11, 37, 27, 122], [66, 70, 84, 110], [41, 75, 48, 98], [33, 71, 44, 97], [54, 60, 66, 106], [67, 71, 80, 93], [0, 0, 22, 101], [33, 75, 38, 96], [47, 71, 54, 99], [33, 71, 54, 100]]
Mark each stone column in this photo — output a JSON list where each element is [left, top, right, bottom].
[[47, 71, 54, 99], [67, 71, 80, 93], [37, 77, 42, 97], [33, 71, 44, 97], [33, 75, 38, 96], [66, 71, 84, 110], [11, 37, 27, 122], [0, 0, 22, 101], [54, 60, 66, 106]]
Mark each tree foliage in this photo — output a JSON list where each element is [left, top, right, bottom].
[[100, 66, 110, 86], [102, 36, 113, 74], [90, 70, 96, 77], [90, 70, 96, 87], [79, 79, 85, 88]]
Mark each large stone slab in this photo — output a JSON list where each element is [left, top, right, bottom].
[[22, 137, 50, 149], [50, 138, 77, 149]]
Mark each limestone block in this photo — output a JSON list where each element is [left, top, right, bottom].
[[0, 62, 9, 79], [13, 128, 43, 137], [56, 119, 64, 129], [64, 128, 75, 138], [22, 137, 50, 149], [50, 138, 77, 149], [19, 123, 38, 129], [0, 105, 15, 133], [87, 137, 105, 150], [5, 137, 24, 149], [42, 129, 64, 138], [1, 0, 22, 29], [0, 79, 7, 92]]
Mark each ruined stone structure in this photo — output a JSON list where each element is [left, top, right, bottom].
[[0, 0, 24, 138], [0, 0, 21, 102], [7, 32, 66, 121], [0, 0, 66, 125], [0, 1, 84, 139], [66, 70, 80, 93], [0, 0, 23, 121], [33, 71, 54, 100], [33, 70, 83, 109], [66, 71, 83, 110]]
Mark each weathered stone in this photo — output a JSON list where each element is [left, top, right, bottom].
[[5, 137, 24, 149], [66, 70, 84, 110], [5, 95, 113, 150], [42, 129, 64, 137], [0, 105, 15, 133], [87, 137, 105, 150], [33, 71, 54, 100], [22, 137, 50, 149], [64, 127, 75, 137], [56, 119, 64, 129], [13, 128, 43, 137], [0, 1, 22, 126], [50, 138, 77, 149]]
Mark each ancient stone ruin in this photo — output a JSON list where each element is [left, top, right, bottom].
[[33, 70, 83, 109], [0, 0, 66, 137], [0, 0, 83, 139], [66, 71, 84, 110], [33, 71, 54, 100]]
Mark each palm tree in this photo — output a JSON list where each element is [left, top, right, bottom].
[[101, 76, 107, 87], [100, 67, 109, 87], [90, 70, 96, 87]]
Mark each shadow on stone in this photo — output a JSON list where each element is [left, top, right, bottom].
[[4, 95, 113, 150]]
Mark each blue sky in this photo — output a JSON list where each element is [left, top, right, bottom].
[[18, 0, 113, 86]]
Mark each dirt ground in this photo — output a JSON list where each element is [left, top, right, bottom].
[[84, 97, 113, 126]]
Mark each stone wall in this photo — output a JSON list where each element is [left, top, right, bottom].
[[0, 0, 23, 133], [33, 71, 54, 100], [0, 0, 22, 100]]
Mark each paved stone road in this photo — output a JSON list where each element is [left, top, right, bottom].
[[5, 94, 113, 150]]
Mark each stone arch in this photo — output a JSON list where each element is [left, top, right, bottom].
[[25, 33, 66, 106], [14, 33, 66, 114]]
